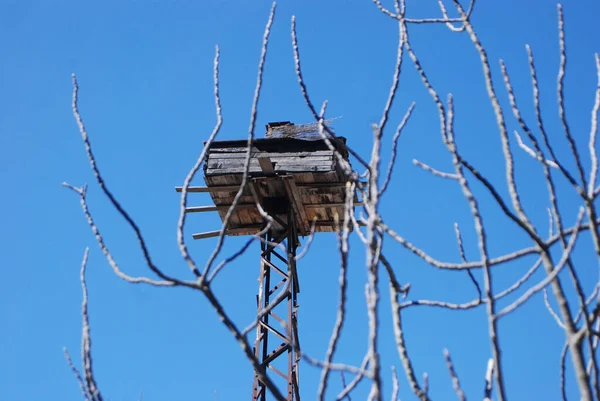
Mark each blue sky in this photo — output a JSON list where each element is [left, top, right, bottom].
[[1, 0, 600, 400]]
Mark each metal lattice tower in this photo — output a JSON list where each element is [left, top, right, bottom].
[[176, 122, 354, 400], [252, 208, 300, 400]]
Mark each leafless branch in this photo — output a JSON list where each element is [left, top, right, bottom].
[[496, 207, 585, 319], [380, 102, 416, 195], [588, 54, 600, 197], [526, 44, 582, 193], [391, 366, 400, 401], [318, 182, 354, 401], [71, 75, 183, 285], [336, 356, 371, 401], [544, 288, 566, 329], [413, 159, 459, 180], [290, 16, 369, 174], [177, 45, 223, 279], [340, 372, 351, 401], [557, 4, 587, 189], [64, 249, 103, 401], [483, 358, 494, 401], [62, 183, 181, 287], [201, 2, 277, 281], [443, 349, 466, 401], [63, 348, 91, 401], [512, 130, 558, 168], [561, 342, 568, 401], [454, 222, 482, 299], [445, 92, 506, 401], [390, 278, 430, 401], [295, 219, 317, 261]]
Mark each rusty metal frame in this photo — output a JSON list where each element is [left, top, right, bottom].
[[252, 204, 301, 401]]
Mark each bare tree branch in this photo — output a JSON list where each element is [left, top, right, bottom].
[[391, 366, 400, 401], [63, 348, 91, 401], [318, 182, 354, 401], [496, 207, 585, 319], [443, 349, 466, 401], [413, 159, 459, 180], [483, 358, 494, 401], [201, 2, 277, 281], [380, 102, 416, 195], [71, 75, 184, 285], [178, 45, 223, 279], [63, 183, 181, 287]]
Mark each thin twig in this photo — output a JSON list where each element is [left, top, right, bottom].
[[512, 130, 558, 168], [588, 53, 600, 197], [526, 44, 582, 193], [336, 356, 371, 401], [496, 207, 585, 319], [390, 279, 430, 401], [544, 288, 566, 329], [391, 366, 400, 401], [444, 349, 467, 401], [454, 222, 482, 299], [290, 16, 367, 174], [557, 4, 587, 189], [561, 342, 568, 401], [340, 372, 352, 401], [79, 248, 103, 401], [318, 182, 354, 401], [178, 45, 223, 279], [202, 2, 277, 281], [483, 358, 494, 401], [380, 102, 416, 195], [413, 159, 459, 180], [445, 92, 506, 401], [63, 183, 180, 287], [71, 75, 183, 285], [63, 347, 91, 401]]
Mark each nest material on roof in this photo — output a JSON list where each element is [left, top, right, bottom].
[[265, 118, 340, 140]]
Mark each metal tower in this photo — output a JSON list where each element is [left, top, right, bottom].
[[177, 122, 352, 400]]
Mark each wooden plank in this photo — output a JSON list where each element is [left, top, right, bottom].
[[185, 204, 257, 213], [209, 156, 334, 163], [192, 225, 262, 240], [209, 150, 334, 158], [206, 165, 335, 175], [258, 157, 275, 174], [207, 159, 334, 169], [210, 147, 259, 153], [175, 185, 242, 193], [304, 202, 363, 208], [208, 155, 333, 162], [191, 220, 362, 240], [176, 182, 349, 194], [283, 176, 311, 235]]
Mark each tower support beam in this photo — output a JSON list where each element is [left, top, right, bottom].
[[252, 207, 300, 401]]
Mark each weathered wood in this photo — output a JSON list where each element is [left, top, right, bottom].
[[304, 202, 364, 209], [248, 179, 264, 210], [206, 165, 335, 175], [283, 176, 311, 235], [258, 157, 275, 174], [210, 147, 260, 153], [209, 150, 334, 158], [185, 204, 257, 213], [191, 220, 359, 240], [207, 159, 334, 168], [192, 225, 263, 240], [175, 185, 243, 193]]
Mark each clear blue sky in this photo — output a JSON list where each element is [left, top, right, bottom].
[[1, 1, 599, 400]]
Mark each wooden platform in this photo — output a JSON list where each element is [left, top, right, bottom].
[[177, 136, 358, 239]]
